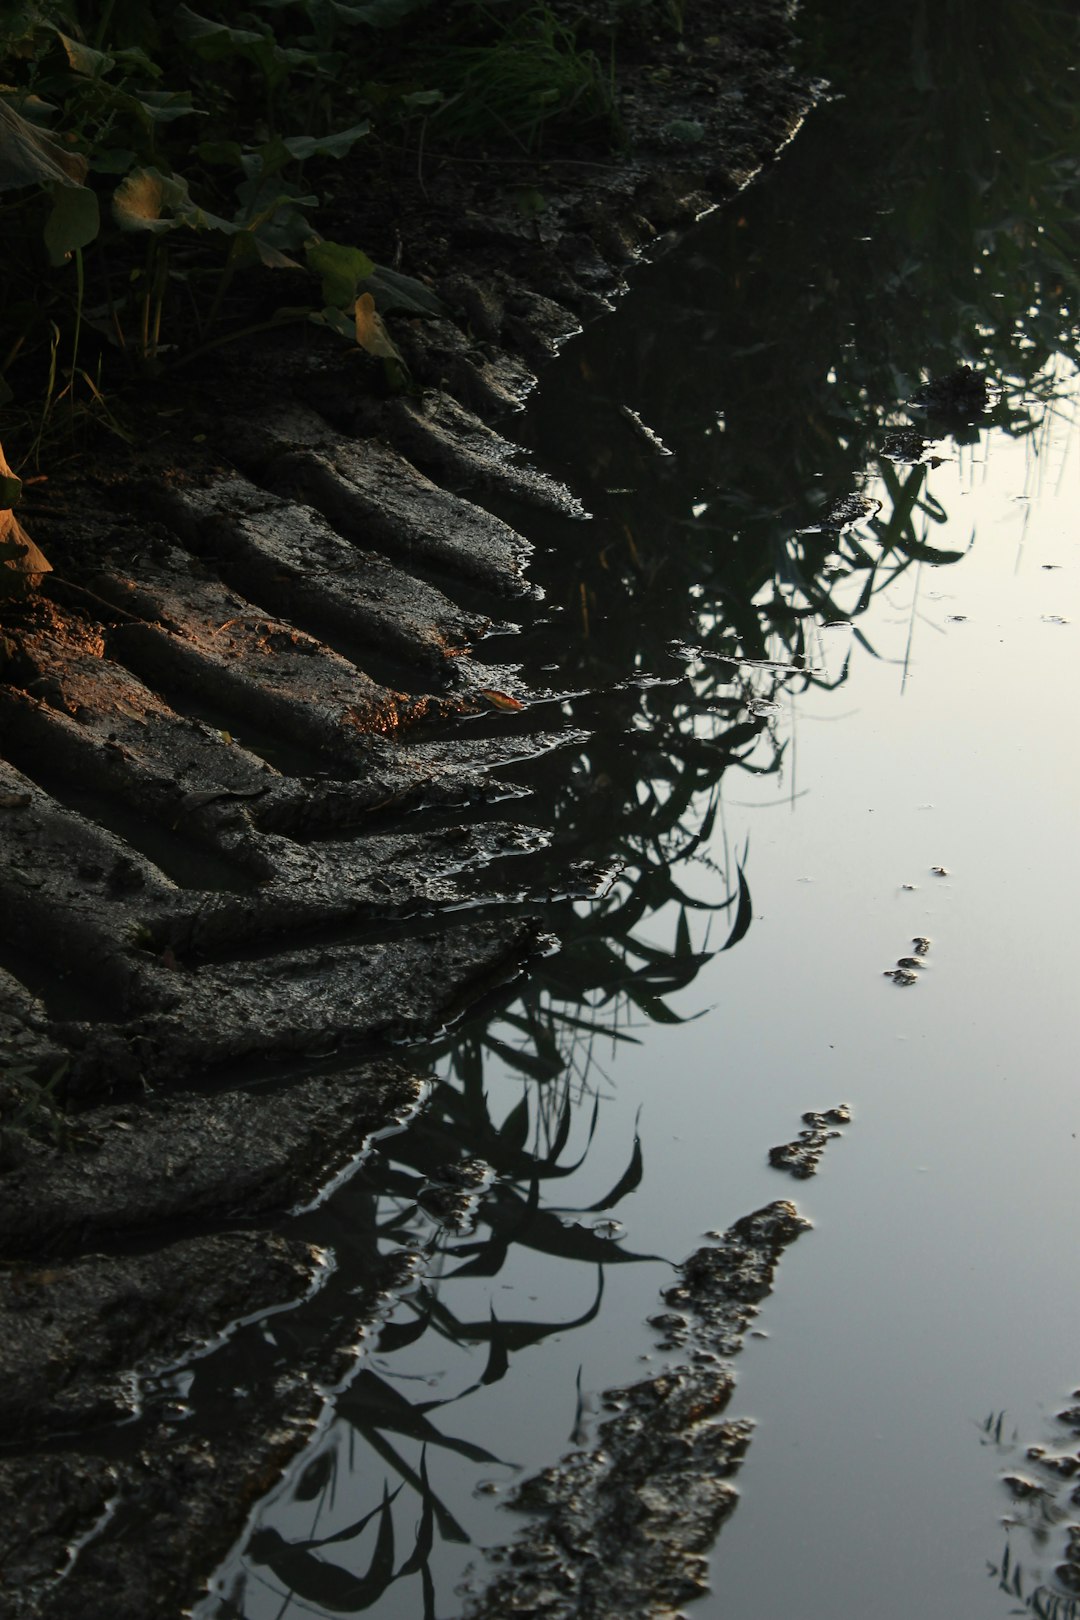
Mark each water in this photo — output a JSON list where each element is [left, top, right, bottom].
[[198, 4, 1080, 1617]]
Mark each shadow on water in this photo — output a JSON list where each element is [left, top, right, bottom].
[[197, 1, 1080, 1614]]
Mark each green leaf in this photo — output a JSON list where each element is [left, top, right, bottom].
[[399, 88, 444, 110], [54, 30, 114, 77], [310, 304, 357, 342], [305, 237, 375, 308], [173, 5, 265, 51], [361, 264, 445, 317], [240, 135, 291, 181], [132, 89, 200, 124], [251, 236, 301, 269], [328, 0, 430, 23], [112, 165, 183, 231], [52, 31, 109, 79], [112, 166, 235, 235], [282, 121, 370, 162], [233, 177, 317, 247], [43, 181, 99, 264], [173, 5, 305, 89], [91, 147, 137, 174], [197, 139, 245, 167]]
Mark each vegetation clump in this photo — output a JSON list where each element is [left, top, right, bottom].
[[0, 0, 621, 578]]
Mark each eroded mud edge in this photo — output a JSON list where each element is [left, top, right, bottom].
[[0, 4, 816, 1615], [461, 1109, 851, 1619]]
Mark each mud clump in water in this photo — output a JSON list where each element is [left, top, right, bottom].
[[769, 1103, 852, 1179], [464, 1196, 815, 1619], [991, 1388, 1080, 1607], [884, 934, 932, 986], [910, 364, 990, 420]]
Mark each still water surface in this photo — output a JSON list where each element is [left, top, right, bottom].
[[202, 4, 1080, 1616]]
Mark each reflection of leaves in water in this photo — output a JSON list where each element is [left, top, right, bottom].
[[403, 1269, 607, 1396], [243, 1453, 442, 1618], [444, 1179, 663, 1278], [988, 1537, 1080, 1620], [248, 1482, 399, 1613], [216, 10, 1080, 1615], [721, 866, 752, 953], [337, 1371, 503, 1465], [584, 1123, 643, 1212]]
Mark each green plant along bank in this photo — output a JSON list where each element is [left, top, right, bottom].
[[0, 0, 623, 586]]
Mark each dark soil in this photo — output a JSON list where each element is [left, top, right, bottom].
[[0, 4, 816, 1615]]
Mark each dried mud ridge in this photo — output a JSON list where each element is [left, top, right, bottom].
[[0, 5, 812, 1616], [463, 1110, 850, 1619]]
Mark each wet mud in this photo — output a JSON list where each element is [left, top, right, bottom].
[[0, 2, 813, 1614], [463, 1108, 851, 1618]]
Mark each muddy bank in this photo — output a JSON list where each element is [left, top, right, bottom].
[[0, 4, 814, 1614]]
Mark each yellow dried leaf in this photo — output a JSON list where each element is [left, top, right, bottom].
[[477, 689, 526, 711], [353, 291, 402, 362]]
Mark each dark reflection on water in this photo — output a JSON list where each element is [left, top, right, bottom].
[[198, 2, 1080, 1616]]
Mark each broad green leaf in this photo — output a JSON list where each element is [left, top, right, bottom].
[[233, 177, 317, 246], [250, 236, 301, 269], [361, 264, 445, 317], [54, 30, 113, 77], [173, 5, 303, 88], [44, 181, 99, 264], [399, 88, 444, 110], [305, 237, 374, 308], [0, 100, 87, 190], [310, 305, 356, 342], [173, 5, 265, 50], [113, 166, 234, 235], [132, 89, 200, 124], [282, 121, 370, 162], [240, 135, 291, 181], [112, 165, 185, 231], [91, 147, 137, 174], [197, 140, 244, 167], [230, 230, 300, 270], [330, 0, 430, 23], [111, 44, 163, 80]]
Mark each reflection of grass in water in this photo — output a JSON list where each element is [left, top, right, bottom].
[[989, 1537, 1080, 1620], [213, 11, 1080, 1612], [981, 1407, 1080, 1620]]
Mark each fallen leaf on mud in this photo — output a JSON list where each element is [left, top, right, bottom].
[[476, 689, 526, 711]]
